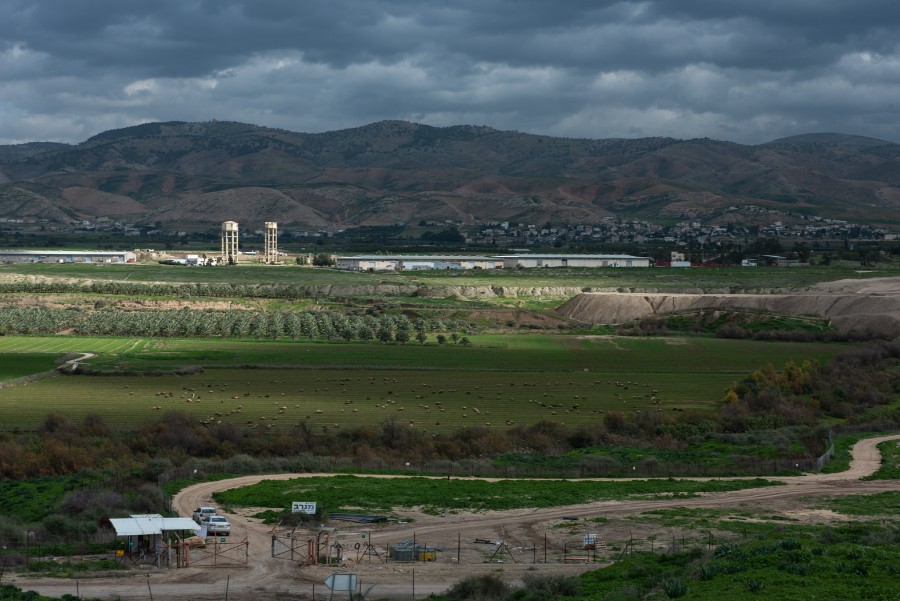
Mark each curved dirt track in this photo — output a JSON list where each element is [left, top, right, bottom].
[[9, 434, 899, 601]]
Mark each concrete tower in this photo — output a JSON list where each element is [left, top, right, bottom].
[[221, 221, 239, 264], [263, 221, 278, 263]]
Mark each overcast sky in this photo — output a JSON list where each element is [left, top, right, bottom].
[[2, 0, 900, 146]]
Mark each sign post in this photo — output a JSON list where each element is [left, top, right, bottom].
[[324, 573, 357, 599], [292, 501, 317, 514]]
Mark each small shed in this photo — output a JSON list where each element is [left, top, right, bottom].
[[109, 514, 200, 566]]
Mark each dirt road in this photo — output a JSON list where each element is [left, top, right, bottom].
[[9, 434, 898, 601]]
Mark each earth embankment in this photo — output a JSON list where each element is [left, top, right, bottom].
[[556, 276, 900, 338]]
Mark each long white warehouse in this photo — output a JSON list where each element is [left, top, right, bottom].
[[336, 255, 502, 271], [335, 253, 651, 271], [0, 250, 137, 263], [495, 254, 651, 268]]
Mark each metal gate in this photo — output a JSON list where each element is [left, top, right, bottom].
[[177, 537, 249, 568], [271, 530, 328, 565]]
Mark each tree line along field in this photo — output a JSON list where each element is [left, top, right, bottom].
[[0, 334, 845, 432], [0, 306, 467, 343]]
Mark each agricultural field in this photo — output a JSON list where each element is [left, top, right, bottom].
[[0, 334, 845, 432], [0, 352, 60, 380], [3, 261, 900, 293], [0, 336, 148, 355]]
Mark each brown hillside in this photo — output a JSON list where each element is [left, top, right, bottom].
[[1, 122, 898, 229]]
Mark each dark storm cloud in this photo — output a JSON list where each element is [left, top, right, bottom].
[[1, 0, 899, 144]]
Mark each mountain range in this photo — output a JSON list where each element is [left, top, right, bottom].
[[1, 120, 899, 231]]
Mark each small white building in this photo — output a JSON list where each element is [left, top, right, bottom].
[[109, 514, 200, 567], [495, 254, 651, 269]]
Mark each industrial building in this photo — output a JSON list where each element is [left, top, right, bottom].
[[495, 254, 651, 268], [335, 253, 651, 271], [335, 255, 503, 271], [0, 250, 137, 264]]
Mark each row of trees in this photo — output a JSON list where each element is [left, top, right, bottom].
[[0, 306, 470, 342], [0, 279, 379, 300]]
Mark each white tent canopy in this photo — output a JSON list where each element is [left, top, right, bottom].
[[110, 514, 200, 537]]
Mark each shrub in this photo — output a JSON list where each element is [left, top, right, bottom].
[[696, 564, 719, 581], [517, 573, 580, 598], [713, 543, 736, 558], [42, 514, 96, 540], [445, 574, 511, 601], [128, 483, 166, 514], [780, 538, 802, 550], [779, 560, 811, 576], [59, 489, 126, 517], [661, 577, 687, 598], [746, 579, 765, 593]]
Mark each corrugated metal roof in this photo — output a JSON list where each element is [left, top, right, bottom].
[[0, 250, 134, 256], [110, 514, 200, 537], [337, 255, 499, 261], [493, 254, 649, 259]]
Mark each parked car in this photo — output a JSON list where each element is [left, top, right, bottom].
[[192, 506, 217, 523], [203, 515, 231, 536]]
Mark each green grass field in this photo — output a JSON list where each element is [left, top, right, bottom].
[[0, 353, 60, 380], [823, 491, 900, 516], [0, 334, 845, 432], [0, 337, 148, 355], [212, 474, 780, 515]]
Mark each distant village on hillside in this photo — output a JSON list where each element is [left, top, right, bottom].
[[0, 203, 892, 252]]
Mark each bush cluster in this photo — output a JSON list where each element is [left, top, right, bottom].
[[722, 340, 900, 430]]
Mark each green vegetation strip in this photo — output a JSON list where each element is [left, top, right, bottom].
[[0, 477, 83, 523], [213, 475, 780, 515], [822, 492, 900, 516], [4, 262, 900, 293], [0, 333, 842, 373], [574, 523, 900, 601], [498, 437, 809, 475], [0, 352, 60, 380], [0, 337, 143, 355]]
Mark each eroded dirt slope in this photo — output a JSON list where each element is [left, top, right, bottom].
[[557, 276, 900, 337]]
